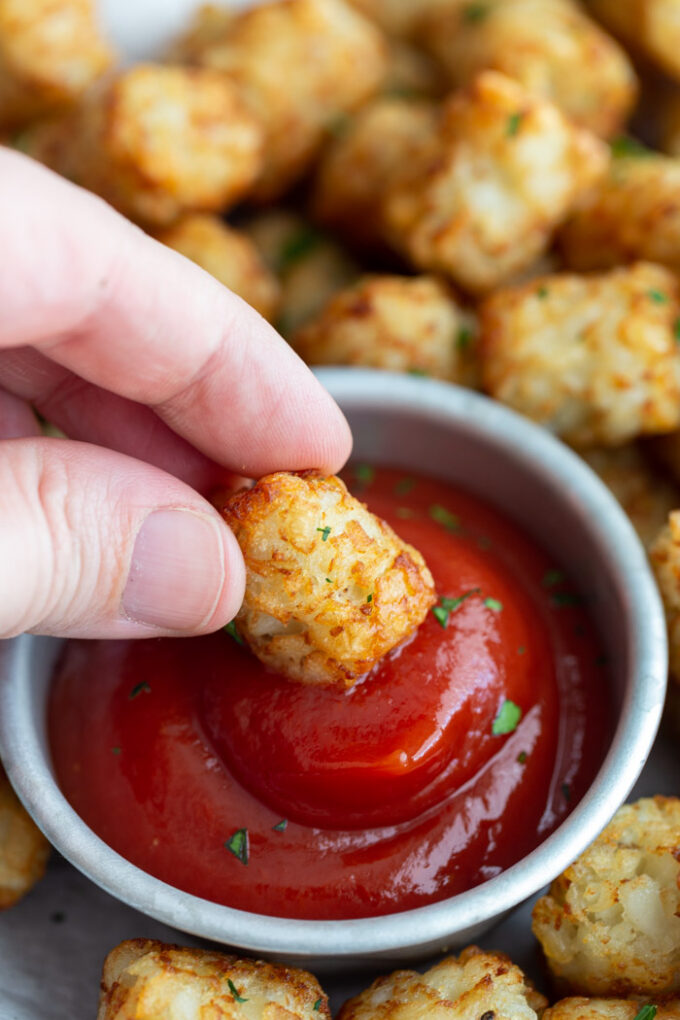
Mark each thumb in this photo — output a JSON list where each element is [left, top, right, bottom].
[[0, 438, 245, 639]]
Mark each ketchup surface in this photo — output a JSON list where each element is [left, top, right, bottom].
[[49, 467, 610, 919]]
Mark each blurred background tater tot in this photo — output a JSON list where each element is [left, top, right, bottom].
[[0, 765, 49, 911]]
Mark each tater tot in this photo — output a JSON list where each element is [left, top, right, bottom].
[[293, 275, 478, 385], [312, 98, 439, 248], [586, 0, 680, 84], [545, 999, 680, 1020], [192, 0, 387, 201], [384, 72, 609, 295], [532, 797, 680, 998], [420, 0, 636, 139], [97, 939, 330, 1020], [26, 64, 263, 226], [154, 214, 280, 321], [560, 153, 680, 274], [479, 263, 680, 447], [650, 511, 680, 684], [580, 444, 680, 549], [0, 765, 50, 910], [221, 471, 436, 688], [165, 4, 235, 65], [338, 947, 547, 1020], [0, 0, 113, 130]]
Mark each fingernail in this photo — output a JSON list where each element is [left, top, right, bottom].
[[122, 509, 225, 630]]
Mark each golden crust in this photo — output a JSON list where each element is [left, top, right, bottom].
[[650, 510, 680, 685], [312, 98, 438, 248], [586, 0, 680, 83], [0, 764, 50, 911], [193, 0, 388, 201], [560, 154, 680, 274], [0, 0, 113, 130], [33, 64, 264, 226], [420, 0, 636, 139], [338, 946, 547, 1020], [479, 263, 680, 447], [532, 797, 680, 998], [97, 939, 330, 1020], [545, 999, 680, 1020], [222, 471, 436, 688], [154, 214, 281, 321], [384, 71, 609, 295], [293, 274, 478, 385]]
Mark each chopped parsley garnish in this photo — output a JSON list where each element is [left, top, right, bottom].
[[432, 588, 481, 628], [537, 285, 549, 299], [225, 620, 244, 645], [492, 699, 522, 735], [129, 681, 150, 700], [517, 750, 528, 764], [228, 979, 248, 1003], [225, 828, 249, 865], [551, 591, 582, 607], [111, 747, 121, 756], [506, 111, 523, 137], [278, 227, 320, 270], [649, 289, 668, 303], [633, 1007, 657, 1020], [396, 506, 415, 518], [429, 504, 459, 532], [674, 317, 680, 342], [272, 819, 288, 832], [313, 1000, 323, 1012], [610, 135, 653, 159], [354, 463, 375, 486], [462, 2, 489, 22], [366, 593, 373, 603], [325, 578, 333, 584], [542, 568, 565, 588], [394, 476, 415, 496], [561, 782, 572, 801], [477, 535, 491, 550], [317, 525, 331, 541], [518, 645, 526, 655], [484, 597, 503, 612], [408, 367, 428, 377], [457, 326, 472, 350]]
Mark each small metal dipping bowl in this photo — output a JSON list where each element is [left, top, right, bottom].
[[0, 370, 668, 971]]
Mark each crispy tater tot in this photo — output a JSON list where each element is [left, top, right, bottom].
[[479, 263, 680, 448], [560, 153, 680, 274], [420, 0, 636, 139], [25, 64, 263, 227], [154, 214, 280, 321], [532, 796, 680, 998], [338, 946, 547, 1020], [191, 0, 387, 201], [293, 275, 478, 385], [244, 210, 359, 335], [221, 471, 436, 688], [0, 765, 50, 910], [650, 511, 680, 684], [312, 98, 438, 248], [384, 71, 609, 295], [97, 939, 330, 1020], [580, 444, 680, 549], [586, 0, 680, 84], [545, 999, 680, 1020], [0, 0, 113, 130]]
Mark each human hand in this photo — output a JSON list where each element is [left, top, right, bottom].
[[0, 148, 351, 639]]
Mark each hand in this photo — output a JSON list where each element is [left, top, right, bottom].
[[0, 148, 351, 639]]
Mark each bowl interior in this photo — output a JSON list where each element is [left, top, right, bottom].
[[0, 372, 668, 970]]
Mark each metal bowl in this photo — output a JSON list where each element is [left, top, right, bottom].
[[0, 370, 668, 971]]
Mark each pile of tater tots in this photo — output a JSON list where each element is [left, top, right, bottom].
[[3, 0, 680, 1014]]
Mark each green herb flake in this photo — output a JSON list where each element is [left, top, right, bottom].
[[484, 597, 503, 612], [477, 535, 491, 550], [537, 285, 549, 299], [354, 463, 375, 487], [225, 828, 249, 866], [551, 591, 583, 608], [325, 577, 333, 584], [674, 317, 680, 342], [517, 750, 528, 764], [517, 645, 526, 655], [408, 367, 428, 377], [396, 506, 415, 518], [225, 620, 244, 645], [317, 525, 331, 542], [272, 819, 288, 832], [633, 1007, 657, 1020], [649, 289, 668, 303], [433, 588, 480, 628], [313, 1000, 323, 1012], [432, 605, 449, 628], [492, 699, 522, 736], [542, 568, 565, 588], [506, 111, 523, 137], [457, 326, 472, 350], [228, 979, 249, 1003], [111, 747, 121, 756], [367, 593, 373, 603], [610, 135, 653, 159], [278, 227, 320, 270], [429, 504, 460, 532], [394, 476, 415, 496], [129, 681, 151, 700], [462, 2, 489, 22], [561, 782, 572, 802]]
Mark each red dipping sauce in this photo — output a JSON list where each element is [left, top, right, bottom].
[[49, 467, 610, 919]]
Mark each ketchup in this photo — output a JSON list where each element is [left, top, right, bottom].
[[49, 467, 610, 919]]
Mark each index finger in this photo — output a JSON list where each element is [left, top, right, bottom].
[[0, 148, 352, 476]]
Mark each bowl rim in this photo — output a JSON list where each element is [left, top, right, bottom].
[[0, 370, 668, 959]]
